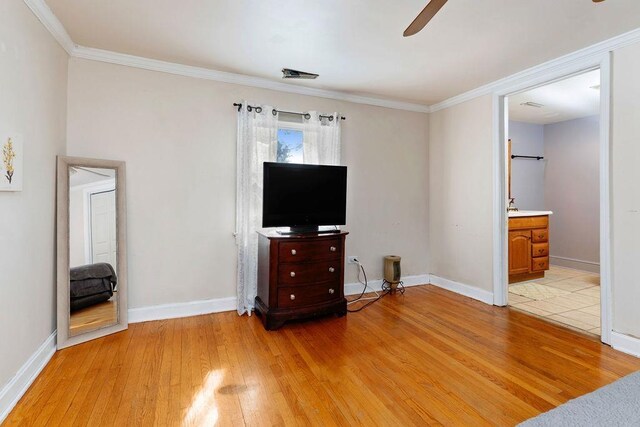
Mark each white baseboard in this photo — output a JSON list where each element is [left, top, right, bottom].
[[130, 275, 432, 323], [344, 274, 430, 296], [550, 256, 600, 274], [428, 275, 494, 305], [0, 331, 57, 424], [611, 331, 640, 358], [128, 297, 237, 323]]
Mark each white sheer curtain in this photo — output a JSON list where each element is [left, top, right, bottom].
[[235, 106, 341, 316], [235, 102, 278, 315], [303, 112, 342, 165]]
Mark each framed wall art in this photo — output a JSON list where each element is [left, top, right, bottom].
[[0, 133, 23, 191]]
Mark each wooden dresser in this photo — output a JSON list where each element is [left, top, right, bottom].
[[255, 231, 348, 330], [508, 215, 550, 284]]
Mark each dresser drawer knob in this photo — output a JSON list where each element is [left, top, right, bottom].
[[538, 235, 544, 239], [328, 267, 335, 273], [290, 271, 296, 278], [328, 288, 335, 295], [330, 246, 337, 252], [290, 294, 296, 300], [291, 249, 297, 255]]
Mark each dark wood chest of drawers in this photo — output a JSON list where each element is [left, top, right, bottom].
[[255, 231, 348, 330]]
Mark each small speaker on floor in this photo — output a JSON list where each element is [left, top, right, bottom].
[[384, 255, 401, 292]]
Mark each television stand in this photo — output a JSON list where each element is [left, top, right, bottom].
[[255, 230, 348, 330]]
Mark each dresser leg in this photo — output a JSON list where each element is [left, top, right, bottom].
[[336, 299, 347, 317], [265, 316, 286, 331]]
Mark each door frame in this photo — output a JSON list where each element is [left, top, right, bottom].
[[82, 180, 116, 264], [492, 52, 612, 345]]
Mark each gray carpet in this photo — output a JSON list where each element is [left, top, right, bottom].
[[520, 371, 640, 426]]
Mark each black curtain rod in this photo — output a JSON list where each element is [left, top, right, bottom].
[[233, 103, 346, 121], [512, 155, 544, 160]]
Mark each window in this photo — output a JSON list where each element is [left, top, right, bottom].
[[277, 128, 303, 164]]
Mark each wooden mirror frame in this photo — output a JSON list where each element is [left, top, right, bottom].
[[56, 156, 128, 349]]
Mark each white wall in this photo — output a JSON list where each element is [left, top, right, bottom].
[[428, 95, 494, 292], [544, 116, 600, 271], [0, 0, 67, 400], [612, 42, 640, 338], [66, 58, 430, 310], [509, 121, 545, 210]]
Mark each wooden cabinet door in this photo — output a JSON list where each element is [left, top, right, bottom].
[[509, 230, 531, 275]]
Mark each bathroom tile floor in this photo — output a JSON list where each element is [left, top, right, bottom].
[[509, 266, 600, 335]]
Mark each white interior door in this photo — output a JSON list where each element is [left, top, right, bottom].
[[90, 190, 117, 271]]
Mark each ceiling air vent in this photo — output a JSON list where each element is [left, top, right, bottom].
[[282, 68, 319, 79], [520, 101, 544, 108]]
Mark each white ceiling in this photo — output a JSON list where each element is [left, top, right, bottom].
[[509, 70, 601, 125], [45, 0, 640, 105], [70, 167, 116, 187]]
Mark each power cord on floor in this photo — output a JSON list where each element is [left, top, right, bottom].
[[347, 261, 378, 303], [346, 261, 404, 313]]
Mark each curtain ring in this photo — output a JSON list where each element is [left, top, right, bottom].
[[304, 113, 311, 120], [247, 105, 252, 112], [328, 116, 334, 122], [272, 109, 277, 116], [255, 106, 262, 113]]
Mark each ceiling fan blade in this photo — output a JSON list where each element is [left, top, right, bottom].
[[403, 0, 448, 37]]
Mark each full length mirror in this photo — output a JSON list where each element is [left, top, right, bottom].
[[57, 156, 128, 349]]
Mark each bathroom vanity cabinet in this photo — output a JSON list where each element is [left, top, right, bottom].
[[508, 212, 552, 284]]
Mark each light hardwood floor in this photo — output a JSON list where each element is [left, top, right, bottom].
[[69, 298, 118, 336], [5, 285, 640, 426]]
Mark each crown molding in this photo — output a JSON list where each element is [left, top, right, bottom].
[[22, 0, 430, 113], [72, 46, 431, 113], [23, 0, 640, 115], [23, 0, 75, 55], [429, 27, 640, 113]]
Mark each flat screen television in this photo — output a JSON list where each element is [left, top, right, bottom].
[[262, 162, 347, 233]]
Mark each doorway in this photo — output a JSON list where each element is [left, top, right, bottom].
[[492, 54, 612, 344], [506, 71, 601, 335]]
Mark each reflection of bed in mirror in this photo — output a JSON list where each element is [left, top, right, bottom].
[[69, 262, 118, 335]]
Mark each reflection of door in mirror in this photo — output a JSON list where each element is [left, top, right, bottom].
[[68, 166, 118, 337], [91, 190, 117, 271]]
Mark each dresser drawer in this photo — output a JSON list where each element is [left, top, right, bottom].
[[509, 216, 548, 230], [532, 243, 549, 257], [531, 256, 549, 272], [531, 229, 548, 243], [277, 282, 341, 309], [279, 238, 341, 263], [279, 260, 341, 285]]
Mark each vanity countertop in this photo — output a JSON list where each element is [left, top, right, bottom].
[[508, 210, 553, 218]]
